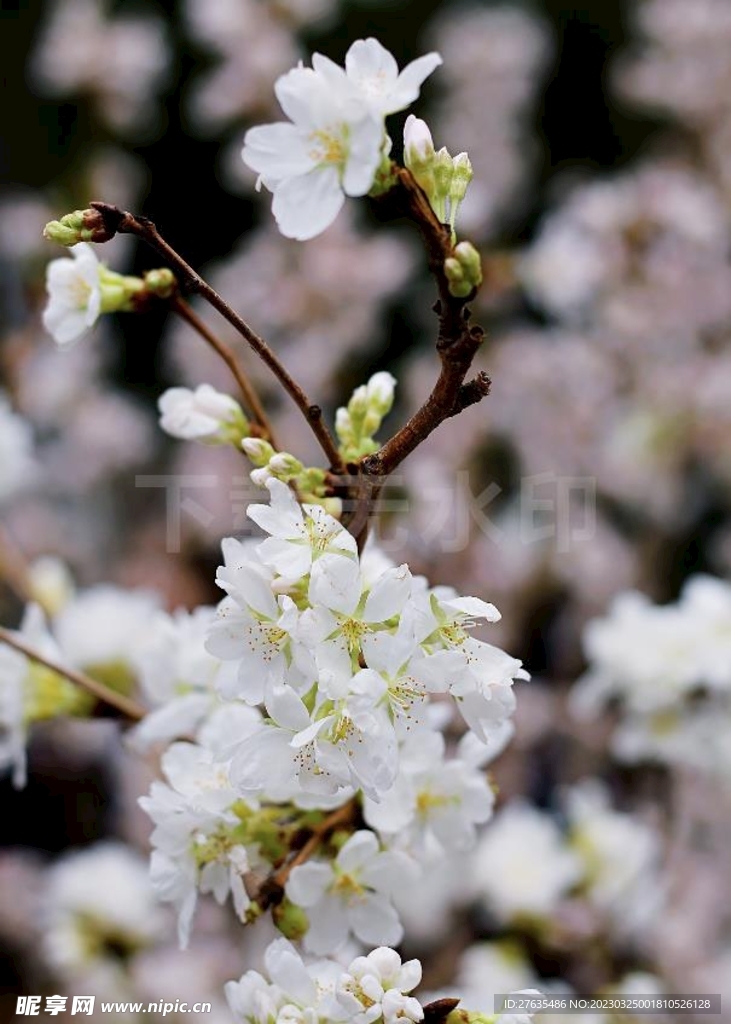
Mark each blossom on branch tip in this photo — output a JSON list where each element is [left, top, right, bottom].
[[42, 243, 103, 347], [242, 40, 442, 239], [158, 384, 249, 445]]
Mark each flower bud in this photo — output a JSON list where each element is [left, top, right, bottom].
[[242, 437, 276, 466], [272, 899, 309, 941], [158, 384, 249, 446], [144, 268, 177, 299], [268, 452, 303, 480], [44, 208, 116, 246], [450, 152, 473, 204], [43, 211, 87, 247], [403, 115, 435, 169], [454, 241, 482, 281], [365, 371, 396, 416], [433, 147, 455, 199]]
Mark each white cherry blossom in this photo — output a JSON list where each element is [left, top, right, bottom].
[[363, 727, 495, 857], [316, 39, 442, 118], [42, 242, 103, 346], [335, 947, 423, 1024], [285, 830, 414, 954], [248, 479, 359, 597], [242, 63, 382, 240]]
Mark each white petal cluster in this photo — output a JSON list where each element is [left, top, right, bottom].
[[138, 709, 263, 948], [42, 242, 103, 347], [572, 574, 731, 778], [226, 938, 423, 1024], [205, 478, 526, 805], [243, 39, 441, 239]]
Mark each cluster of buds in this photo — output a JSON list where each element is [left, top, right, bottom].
[[403, 117, 482, 298], [335, 371, 396, 463], [403, 115, 474, 237], [242, 438, 339, 514]]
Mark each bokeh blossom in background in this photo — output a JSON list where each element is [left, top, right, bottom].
[[3, 1, 731, 1023]]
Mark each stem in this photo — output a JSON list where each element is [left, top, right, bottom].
[[0, 626, 146, 722], [171, 297, 279, 448], [90, 203, 344, 472]]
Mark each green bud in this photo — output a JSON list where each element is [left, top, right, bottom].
[[454, 241, 482, 282], [446, 1011, 496, 1024], [144, 268, 177, 299], [268, 452, 304, 481], [43, 211, 87, 247], [450, 153, 473, 204], [43, 207, 116, 246], [433, 148, 455, 199], [242, 438, 276, 466], [273, 899, 309, 941]]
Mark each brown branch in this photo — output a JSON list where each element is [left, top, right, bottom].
[[170, 297, 279, 448], [88, 203, 344, 473], [253, 798, 358, 909], [362, 167, 490, 481], [0, 626, 146, 721]]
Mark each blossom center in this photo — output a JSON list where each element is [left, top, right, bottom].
[[308, 126, 349, 168], [69, 275, 92, 310]]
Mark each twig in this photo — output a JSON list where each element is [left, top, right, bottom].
[[171, 296, 279, 447], [0, 626, 146, 722], [89, 202, 344, 472]]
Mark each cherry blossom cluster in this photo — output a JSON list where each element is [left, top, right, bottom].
[[18, 31, 534, 1022], [225, 939, 535, 1024]]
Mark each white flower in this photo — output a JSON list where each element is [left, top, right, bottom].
[[363, 728, 494, 857], [139, 738, 261, 948], [572, 591, 704, 716], [206, 539, 315, 705], [336, 947, 423, 1024], [230, 675, 396, 801], [243, 63, 383, 240], [318, 39, 442, 118], [298, 563, 414, 694], [248, 479, 359, 597], [226, 938, 342, 1024], [158, 384, 246, 444], [42, 843, 165, 975], [42, 242, 103, 346], [286, 830, 413, 954], [0, 393, 36, 504], [243, 39, 441, 240], [130, 606, 227, 750], [472, 803, 582, 923]]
